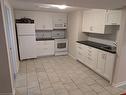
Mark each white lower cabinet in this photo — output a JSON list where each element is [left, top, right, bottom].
[[77, 43, 116, 82], [77, 43, 98, 70], [104, 52, 116, 82], [96, 50, 107, 75], [37, 40, 55, 57]]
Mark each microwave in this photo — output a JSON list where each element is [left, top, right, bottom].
[[53, 23, 67, 29]]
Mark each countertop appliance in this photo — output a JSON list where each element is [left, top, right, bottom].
[[55, 39, 68, 56], [16, 23, 37, 60]]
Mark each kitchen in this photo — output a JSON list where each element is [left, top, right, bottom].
[[14, 8, 125, 94], [1, 0, 126, 95]]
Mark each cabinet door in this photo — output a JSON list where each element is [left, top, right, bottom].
[[93, 10, 106, 34], [37, 41, 54, 56], [104, 53, 115, 82], [76, 43, 89, 65], [106, 10, 122, 25], [34, 12, 53, 30], [82, 11, 94, 32], [97, 50, 107, 74], [82, 9, 106, 33], [87, 47, 98, 70]]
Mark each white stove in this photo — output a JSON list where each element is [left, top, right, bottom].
[[55, 39, 68, 56]]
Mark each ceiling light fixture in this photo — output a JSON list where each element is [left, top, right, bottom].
[[50, 5, 69, 9], [38, 4, 69, 9], [39, 5, 51, 8]]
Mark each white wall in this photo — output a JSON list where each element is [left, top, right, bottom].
[[14, 10, 67, 20], [68, 11, 88, 58], [113, 8, 126, 87]]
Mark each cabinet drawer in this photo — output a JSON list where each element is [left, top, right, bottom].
[[87, 48, 98, 61], [77, 51, 88, 65], [77, 44, 89, 55], [37, 40, 54, 56], [37, 41, 54, 46]]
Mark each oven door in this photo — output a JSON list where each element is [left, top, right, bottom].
[[55, 41, 68, 52]]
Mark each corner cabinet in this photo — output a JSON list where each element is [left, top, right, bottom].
[[76, 43, 116, 83], [82, 9, 122, 34]]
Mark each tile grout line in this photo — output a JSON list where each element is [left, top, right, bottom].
[[58, 58, 98, 94], [50, 60, 71, 95], [41, 60, 57, 95], [34, 59, 43, 95]]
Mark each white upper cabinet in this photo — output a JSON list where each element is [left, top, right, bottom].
[[52, 13, 67, 29], [34, 12, 53, 30], [82, 9, 122, 34], [15, 11, 68, 30], [105, 10, 122, 25]]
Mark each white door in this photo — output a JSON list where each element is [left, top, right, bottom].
[[4, 6, 18, 80], [18, 36, 36, 60]]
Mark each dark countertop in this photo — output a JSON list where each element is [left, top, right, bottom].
[[36, 38, 55, 41], [77, 41, 116, 54]]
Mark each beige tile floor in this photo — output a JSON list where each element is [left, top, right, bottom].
[[16, 56, 125, 95]]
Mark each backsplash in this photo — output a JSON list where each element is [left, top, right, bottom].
[[36, 30, 52, 39], [86, 31, 119, 46], [35, 29, 66, 39], [87, 31, 118, 41]]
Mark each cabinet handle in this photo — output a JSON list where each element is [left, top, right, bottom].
[[90, 26, 93, 31], [111, 23, 117, 25], [102, 54, 106, 59]]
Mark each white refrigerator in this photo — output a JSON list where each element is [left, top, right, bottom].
[[17, 24, 37, 60]]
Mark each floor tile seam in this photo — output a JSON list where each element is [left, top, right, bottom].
[[62, 57, 99, 94], [41, 61, 57, 95], [49, 62, 72, 95], [33, 60, 43, 95]]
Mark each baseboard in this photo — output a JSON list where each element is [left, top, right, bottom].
[[113, 81, 126, 87], [0, 92, 14, 95], [68, 53, 76, 59], [13, 89, 15, 95], [16, 61, 19, 73]]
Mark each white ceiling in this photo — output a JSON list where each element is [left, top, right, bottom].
[[10, 0, 126, 12]]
